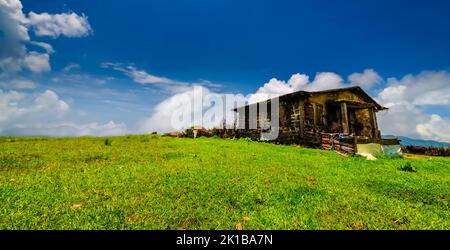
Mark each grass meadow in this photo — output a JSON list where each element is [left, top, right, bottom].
[[0, 135, 449, 229]]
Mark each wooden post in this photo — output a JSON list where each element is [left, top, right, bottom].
[[340, 102, 349, 134]]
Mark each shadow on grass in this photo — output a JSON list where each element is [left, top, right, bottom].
[[365, 180, 449, 210]]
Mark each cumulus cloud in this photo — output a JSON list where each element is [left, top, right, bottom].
[[248, 72, 345, 103], [0, 0, 30, 73], [375, 71, 450, 142], [0, 89, 26, 124], [348, 69, 383, 90], [34, 90, 70, 113], [0, 89, 68, 129], [138, 86, 214, 133], [308, 72, 345, 91], [23, 51, 50, 72], [0, 0, 92, 74], [9, 121, 129, 137], [377, 71, 450, 106], [0, 89, 128, 136], [416, 115, 450, 142], [0, 0, 29, 40], [28, 11, 92, 38]]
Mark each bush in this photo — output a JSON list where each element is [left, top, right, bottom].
[[104, 138, 112, 146], [399, 162, 416, 173]]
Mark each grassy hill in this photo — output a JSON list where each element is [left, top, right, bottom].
[[0, 135, 449, 230]]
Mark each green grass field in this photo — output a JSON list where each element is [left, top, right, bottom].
[[0, 135, 449, 230]]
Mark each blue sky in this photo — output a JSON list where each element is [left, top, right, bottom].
[[1, 0, 450, 141], [23, 0, 450, 81]]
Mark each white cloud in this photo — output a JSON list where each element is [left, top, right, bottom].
[[10, 121, 129, 137], [348, 69, 383, 90], [29, 41, 54, 54], [0, 89, 26, 124], [248, 72, 344, 103], [0, 78, 37, 89], [101, 62, 193, 93], [307, 72, 344, 91], [376, 71, 450, 142], [0, 0, 91, 74], [0, 0, 29, 42], [378, 71, 450, 106], [23, 51, 50, 72], [416, 115, 450, 142], [62, 63, 80, 73], [28, 11, 92, 38], [0, 89, 128, 136], [52, 72, 112, 86], [34, 89, 69, 113], [0, 0, 30, 73], [197, 79, 222, 90], [0, 89, 68, 128], [376, 103, 428, 138], [125, 66, 175, 85], [127, 66, 173, 84], [138, 86, 214, 133], [101, 62, 179, 84]]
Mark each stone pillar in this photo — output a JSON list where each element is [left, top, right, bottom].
[[299, 100, 305, 136], [312, 103, 317, 128], [369, 108, 379, 139], [340, 102, 349, 134]]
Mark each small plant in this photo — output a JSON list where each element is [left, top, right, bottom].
[[239, 137, 252, 142], [399, 162, 416, 172], [104, 138, 112, 146]]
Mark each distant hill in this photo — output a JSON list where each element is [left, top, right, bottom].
[[383, 135, 450, 148]]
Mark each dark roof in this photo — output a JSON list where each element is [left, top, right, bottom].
[[233, 86, 387, 111]]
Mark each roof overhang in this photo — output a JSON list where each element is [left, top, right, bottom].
[[232, 86, 387, 111]]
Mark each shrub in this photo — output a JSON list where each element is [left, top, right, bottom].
[[104, 138, 112, 146], [399, 162, 416, 173]]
